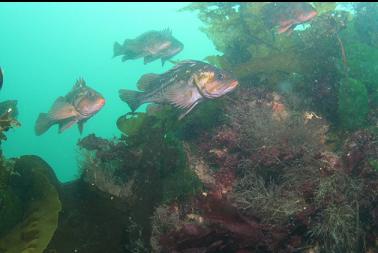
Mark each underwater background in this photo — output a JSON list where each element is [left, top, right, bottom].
[[0, 2, 216, 182], [2, 2, 378, 253]]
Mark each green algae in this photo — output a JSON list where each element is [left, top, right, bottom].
[[338, 78, 369, 130]]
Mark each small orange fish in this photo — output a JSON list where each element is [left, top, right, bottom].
[[35, 79, 105, 136], [262, 2, 318, 34]]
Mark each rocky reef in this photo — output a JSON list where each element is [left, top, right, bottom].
[[69, 79, 378, 253], [72, 3, 378, 252]]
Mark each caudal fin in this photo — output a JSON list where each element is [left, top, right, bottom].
[[113, 42, 124, 58], [119, 89, 145, 112], [35, 113, 55, 136]]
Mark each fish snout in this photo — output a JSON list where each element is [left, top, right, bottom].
[[98, 97, 106, 106], [299, 10, 317, 22], [230, 80, 239, 89]]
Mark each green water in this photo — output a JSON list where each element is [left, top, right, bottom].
[[0, 2, 217, 182]]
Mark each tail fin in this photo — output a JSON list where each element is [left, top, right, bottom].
[[35, 113, 54, 136], [119, 89, 145, 112], [120, 39, 142, 61], [113, 42, 124, 58]]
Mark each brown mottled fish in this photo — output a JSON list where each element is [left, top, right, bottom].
[[119, 60, 238, 119], [113, 28, 184, 66], [262, 2, 318, 34], [35, 79, 105, 136]]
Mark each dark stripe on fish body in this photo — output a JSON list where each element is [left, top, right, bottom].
[[141, 82, 171, 103], [139, 60, 205, 103]]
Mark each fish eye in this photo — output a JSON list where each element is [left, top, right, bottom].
[[88, 91, 96, 98], [216, 72, 224, 79]]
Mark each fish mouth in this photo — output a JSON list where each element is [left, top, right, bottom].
[[303, 10, 318, 21], [98, 98, 106, 106], [230, 80, 239, 89]]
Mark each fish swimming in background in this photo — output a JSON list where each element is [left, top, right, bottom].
[[119, 60, 238, 120], [0, 67, 3, 90], [113, 28, 184, 66], [262, 2, 318, 34], [35, 79, 105, 136]]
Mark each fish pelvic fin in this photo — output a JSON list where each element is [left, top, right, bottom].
[[161, 58, 167, 66], [35, 113, 55, 136], [178, 101, 199, 120], [113, 41, 124, 58], [144, 55, 159, 65], [78, 120, 85, 135], [58, 118, 78, 133], [119, 89, 145, 112]]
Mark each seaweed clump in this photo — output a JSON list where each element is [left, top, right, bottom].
[[181, 2, 378, 132], [0, 100, 20, 147], [0, 100, 22, 237], [149, 86, 378, 253], [77, 104, 216, 251]]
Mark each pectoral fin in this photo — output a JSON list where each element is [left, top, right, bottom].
[[48, 97, 78, 120], [166, 87, 200, 110], [165, 87, 202, 119]]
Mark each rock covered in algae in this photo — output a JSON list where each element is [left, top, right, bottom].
[[0, 155, 23, 237], [0, 155, 61, 253]]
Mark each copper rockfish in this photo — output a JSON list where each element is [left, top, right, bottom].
[[113, 28, 183, 66], [262, 2, 318, 34], [35, 79, 105, 135], [119, 60, 238, 119]]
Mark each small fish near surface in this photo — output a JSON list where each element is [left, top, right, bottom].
[[0, 67, 3, 90], [113, 28, 184, 66], [35, 79, 105, 136], [262, 2, 318, 34], [119, 60, 239, 120]]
